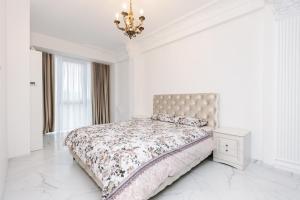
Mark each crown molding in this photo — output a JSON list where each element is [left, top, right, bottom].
[[30, 32, 116, 64], [31, 32, 131, 64], [267, 0, 300, 19], [114, 47, 129, 63], [134, 0, 265, 53]]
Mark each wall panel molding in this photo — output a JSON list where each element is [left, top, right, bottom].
[[267, 0, 300, 18], [275, 15, 300, 173]]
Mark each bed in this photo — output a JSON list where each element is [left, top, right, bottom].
[[65, 93, 219, 200]]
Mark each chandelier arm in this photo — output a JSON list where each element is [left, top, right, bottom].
[[122, 16, 128, 31], [115, 23, 125, 31], [136, 21, 143, 28], [135, 25, 144, 33]]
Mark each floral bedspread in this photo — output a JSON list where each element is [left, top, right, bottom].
[[65, 119, 212, 200]]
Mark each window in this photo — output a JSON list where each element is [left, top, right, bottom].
[[54, 55, 92, 132]]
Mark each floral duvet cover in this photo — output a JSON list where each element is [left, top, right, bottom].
[[65, 119, 212, 200]]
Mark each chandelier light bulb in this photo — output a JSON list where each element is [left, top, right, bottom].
[[122, 3, 127, 10], [115, 13, 119, 20], [139, 9, 144, 15]]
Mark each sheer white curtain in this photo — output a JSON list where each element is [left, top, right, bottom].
[[55, 55, 92, 132]]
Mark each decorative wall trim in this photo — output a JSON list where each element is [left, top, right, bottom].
[[275, 159, 300, 175], [114, 47, 129, 63], [267, 0, 300, 18], [275, 15, 300, 173], [134, 0, 265, 53]]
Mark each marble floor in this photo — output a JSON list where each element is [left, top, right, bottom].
[[3, 133, 300, 200]]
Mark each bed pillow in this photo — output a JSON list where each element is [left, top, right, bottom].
[[151, 113, 176, 123], [176, 116, 208, 127]]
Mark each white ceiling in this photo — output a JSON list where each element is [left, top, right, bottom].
[[31, 0, 212, 51]]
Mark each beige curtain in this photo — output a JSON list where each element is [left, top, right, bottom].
[[42, 52, 55, 133], [91, 63, 110, 124]]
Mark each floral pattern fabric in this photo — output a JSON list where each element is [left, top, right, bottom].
[[176, 116, 208, 127], [65, 119, 212, 200], [151, 113, 175, 123]]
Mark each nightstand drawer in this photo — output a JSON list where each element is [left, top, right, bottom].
[[219, 138, 238, 157]]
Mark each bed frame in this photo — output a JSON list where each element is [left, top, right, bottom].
[[71, 93, 219, 198]]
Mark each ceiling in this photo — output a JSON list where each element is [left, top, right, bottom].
[[31, 0, 212, 51]]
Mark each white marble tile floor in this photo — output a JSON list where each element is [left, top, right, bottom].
[[3, 133, 300, 200]]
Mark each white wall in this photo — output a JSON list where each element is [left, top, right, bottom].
[[111, 60, 131, 122], [261, 7, 276, 165], [0, 0, 7, 197], [29, 50, 43, 151], [6, 0, 31, 158], [130, 8, 275, 161]]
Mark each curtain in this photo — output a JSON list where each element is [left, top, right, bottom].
[[42, 52, 55, 134], [92, 63, 110, 124], [54, 56, 92, 132]]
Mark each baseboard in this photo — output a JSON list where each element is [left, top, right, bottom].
[[0, 159, 8, 199], [274, 159, 300, 175]]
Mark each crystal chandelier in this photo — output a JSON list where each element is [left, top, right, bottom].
[[114, 0, 146, 39]]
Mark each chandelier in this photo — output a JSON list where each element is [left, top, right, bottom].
[[114, 0, 146, 39]]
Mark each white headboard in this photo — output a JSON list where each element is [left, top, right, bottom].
[[153, 93, 219, 128]]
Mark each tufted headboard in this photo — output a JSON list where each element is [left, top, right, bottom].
[[153, 93, 219, 128]]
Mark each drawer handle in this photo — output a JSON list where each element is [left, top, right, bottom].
[[225, 144, 228, 147], [225, 149, 228, 152]]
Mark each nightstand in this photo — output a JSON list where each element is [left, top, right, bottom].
[[213, 127, 251, 170]]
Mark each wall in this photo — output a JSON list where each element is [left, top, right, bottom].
[[122, 1, 300, 173], [129, 6, 276, 161], [111, 59, 130, 122], [29, 50, 43, 151], [0, 0, 7, 197], [143, 10, 264, 159], [261, 6, 276, 165], [6, 0, 31, 158]]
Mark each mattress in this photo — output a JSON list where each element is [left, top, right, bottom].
[[65, 119, 214, 200]]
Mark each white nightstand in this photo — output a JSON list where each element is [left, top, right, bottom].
[[213, 127, 251, 170]]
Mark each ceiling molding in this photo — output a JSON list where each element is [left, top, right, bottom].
[[31, 32, 116, 64], [267, 0, 300, 19], [114, 48, 129, 63], [134, 0, 265, 53]]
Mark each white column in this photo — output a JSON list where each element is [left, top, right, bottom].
[[273, 6, 300, 172]]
